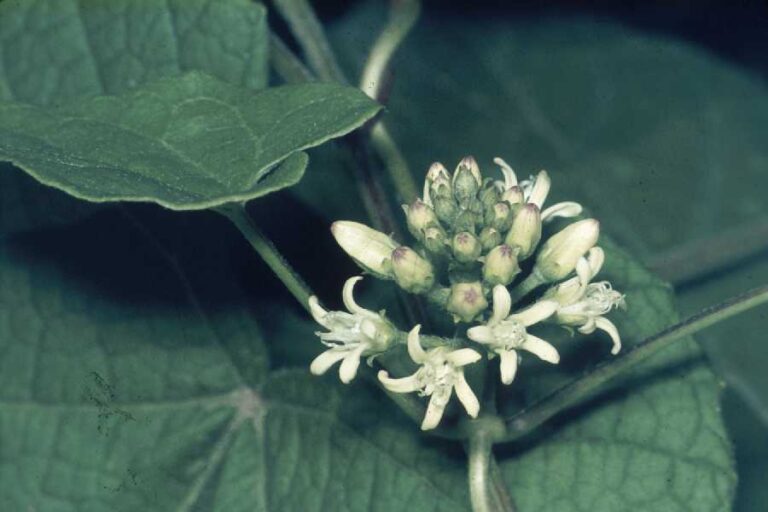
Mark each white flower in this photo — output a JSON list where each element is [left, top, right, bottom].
[[378, 325, 481, 430], [493, 157, 582, 222], [309, 276, 395, 383], [467, 285, 560, 384], [544, 247, 626, 355]]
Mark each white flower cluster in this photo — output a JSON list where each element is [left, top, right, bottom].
[[308, 157, 626, 430]]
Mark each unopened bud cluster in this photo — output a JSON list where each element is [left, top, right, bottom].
[[309, 156, 626, 431]]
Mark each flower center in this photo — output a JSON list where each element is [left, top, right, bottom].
[[416, 352, 457, 405], [584, 282, 624, 315], [318, 312, 376, 349], [492, 319, 527, 350]]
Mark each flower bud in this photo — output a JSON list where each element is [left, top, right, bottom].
[[403, 199, 439, 239], [482, 244, 521, 286], [502, 185, 524, 205], [447, 282, 488, 323], [332, 221, 397, 278], [452, 231, 482, 263], [391, 246, 435, 293], [424, 162, 451, 205], [479, 226, 502, 251], [505, 204, 542, 259], [452, 156, 482, 206], [488, 202, 513, 232], [427, 161, 451, 183], [423, 226, 448, 254], [454, 209, 478, 233], [433, 195, 457, 224], [535, 219, 600, 282], [478, 180, 501, 209]]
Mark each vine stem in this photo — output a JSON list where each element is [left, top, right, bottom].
[[270, 0, 347, 83], [490, 455, 516, 511], [268, 32, 315, 83], [502, 283, 768, 442], [468, 428, 495, 512], [370, 124, 419, 203], [465, 416, 514, 512], [269, 2, 426, 325], [359, 0, 421, 100], [359, 0, 422, 203], [648, 215, 768, 286], [216, 204, 312, 313]]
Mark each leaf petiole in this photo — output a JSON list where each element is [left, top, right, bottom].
[[217, 203, 313, 313]]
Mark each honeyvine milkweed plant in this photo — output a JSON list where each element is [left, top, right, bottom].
[[0, 0, 767, 511], [311, 157, 625, 431]]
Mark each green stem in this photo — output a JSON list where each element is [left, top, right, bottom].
[[502, 283, 768, 442], [270, 0, 347, 83], [648, 215, 768, 286], [267, 32, 424, 328], [269, 31, 316, 83], [371, 123, 420, 203], [468, 428, 495, 512], [268, 3, 424, 323], [510, 271, 544, 302], [490, 456, 516, 512], [360, 0, 421, 202], [217, 204, 313, 313], [359, 0, 420, 97], [465, 416, 512, 512]]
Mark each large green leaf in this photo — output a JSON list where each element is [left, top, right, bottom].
[[0, 0, 268, 105], [0, 0, 270, 232], [0, 72, 380, 209]]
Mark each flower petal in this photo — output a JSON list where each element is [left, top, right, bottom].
[[422, 177, 432, 206], [541, 201, 583, 222], [377, 370, 421, 393], [545, 277, 583, 306], [527, 170, 551, 208], [494, 157, 518, 188], [512, 300, 558, 327], [310, 349, 348, 376], [595, 317, 622, 355], [521, 334, 560, 364], [499, 350, 519, 384], [587, 246, 605, 278], [576, 256, 593, 288], [490, 285, 512, 325], [466, 325, 495, 344], [339, 345, 365, 384], [454, 372, 480, 418], [577, 317, 596, 334], [342, 276, 371, 316], [421, 393, 449, 430], [308, 296, 329, 328], [407, 325, 427, 364], [446, 348, 482, 367]]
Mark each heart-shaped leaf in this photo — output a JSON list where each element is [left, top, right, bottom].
[[0, 0, 271, 232], [0, 72, 380, 210]]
